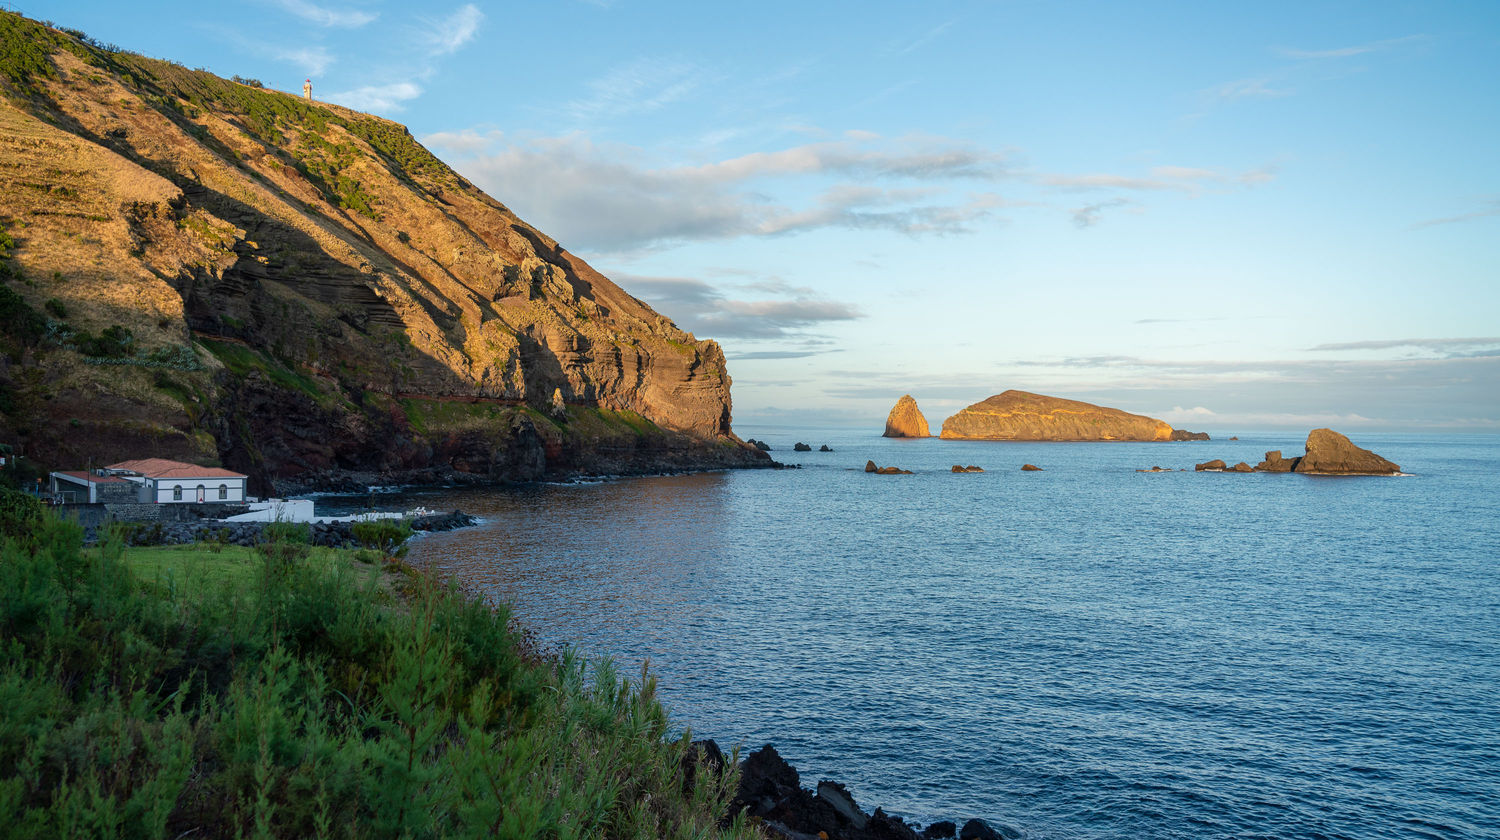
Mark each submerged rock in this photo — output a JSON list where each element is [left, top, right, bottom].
[[1020, 464, 1043, 471], [951, 465, 984, 473], [1170, 429, 1211, 441]]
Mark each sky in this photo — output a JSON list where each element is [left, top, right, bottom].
[[34, 0, 1500, 432]]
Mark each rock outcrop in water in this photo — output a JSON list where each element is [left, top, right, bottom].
[[1170, 429, 1211, 441], [1205, 429, 1400, 475], [1295, 428, 1400, 474], [705, 742, 1019, 840], [939, 391, 1175, 441], [0, 13, 767, 493], [884, 394, 932, 438]]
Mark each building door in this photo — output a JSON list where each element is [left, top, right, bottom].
[[197, 485, 205, 503]]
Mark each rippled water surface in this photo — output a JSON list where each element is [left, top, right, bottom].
[[379, 431, 1499, 839]]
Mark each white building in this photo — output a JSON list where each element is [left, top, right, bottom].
[[106, 459, 248, 504]]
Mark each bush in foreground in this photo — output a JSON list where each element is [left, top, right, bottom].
[[0, 512, 749, 839]]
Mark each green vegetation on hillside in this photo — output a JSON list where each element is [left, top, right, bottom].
[[0, 505, 752, 839]]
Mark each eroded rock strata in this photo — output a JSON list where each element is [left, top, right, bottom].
[[940, 391, 1175, 441], [884, 394, 932, 438], [0, 14, 767, 492]]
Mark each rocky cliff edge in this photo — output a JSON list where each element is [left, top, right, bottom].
[[0, 13, 767, 492]]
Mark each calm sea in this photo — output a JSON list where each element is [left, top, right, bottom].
[[351, 430, 1499, 839]]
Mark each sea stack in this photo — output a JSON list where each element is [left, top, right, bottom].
[[1294, 429, 1401, 475], [883, 394, 932, 438], [940, 390, 1175, 441]]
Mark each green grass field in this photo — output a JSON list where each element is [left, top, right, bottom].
[[0, 491, 751, 839]]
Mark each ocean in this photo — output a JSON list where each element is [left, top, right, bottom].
[[356, 430, 1499, 839]]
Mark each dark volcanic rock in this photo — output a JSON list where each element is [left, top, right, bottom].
[[728, 745, 974, 840], [749, 438, 773, 452], [867, 460, 912, 475], [1255, 450, 1299, 472], [1295, 428, 1400, 475], [1020, 464, 1043, 471], [820, 444, 833, 452], [1195, 459, 1227, 471], [959, 818, 1020, 840], [1170, 429, 1211, 441], [794, 442, 812, 452], [923, 821, 958, 839]]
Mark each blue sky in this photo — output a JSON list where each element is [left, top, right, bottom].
[[39, 0, 1500, 431]]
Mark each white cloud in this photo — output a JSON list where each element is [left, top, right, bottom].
[[618, 274, 862, 339], [440, 133, 1015, 251], [424, 128, 505, 154], [423, 4, 483, 56], [272, 45, 334, 76], [1276, 35, 1427, 60], [269, 0, 376, 28], [327, 81, 423, 112]]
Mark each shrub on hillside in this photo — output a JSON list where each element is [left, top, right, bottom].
[[0, 509, 753, 838]]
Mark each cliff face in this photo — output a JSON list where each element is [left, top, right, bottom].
[[0, 13, 765, 491], [939, 390, 1175, 441], [882, 394, 931, 438]]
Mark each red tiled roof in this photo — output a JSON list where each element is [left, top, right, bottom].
[[106, 458, 246, 479], [53, 471, 132, 484]]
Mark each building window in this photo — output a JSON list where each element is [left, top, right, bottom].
[[172, 485, 182, 501], [219, 484, 228, 500]]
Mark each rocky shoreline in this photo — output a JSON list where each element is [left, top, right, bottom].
[[110, 509, 477, 548], [695, 742, 1017, 840]]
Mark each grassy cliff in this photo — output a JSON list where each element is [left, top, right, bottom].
[[0, 495, 752, 838]]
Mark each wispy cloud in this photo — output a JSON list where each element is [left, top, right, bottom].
[[327, 81, 423, 112], [1206, 77, 1292, 101], [1072, 198, 1132, 228], [619, 274, 862, 339], [562, 58, 706, 123], [1410, 199, 1500, 230], [1276, 35, 1427, 60], [423, 4, 483, 56], [1308, 337, 1500, 358], [1042, 165, 1274, 194], [428, 132, 1017, 251], [889, 19, 958, 56], [272, 45, 334, 76], [268, 0, 376, 28]]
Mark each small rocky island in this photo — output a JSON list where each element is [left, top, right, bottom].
[[883, 395, 933, 438], [1196, 429, 1400, 475], [938, 390, 1206, 442]]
